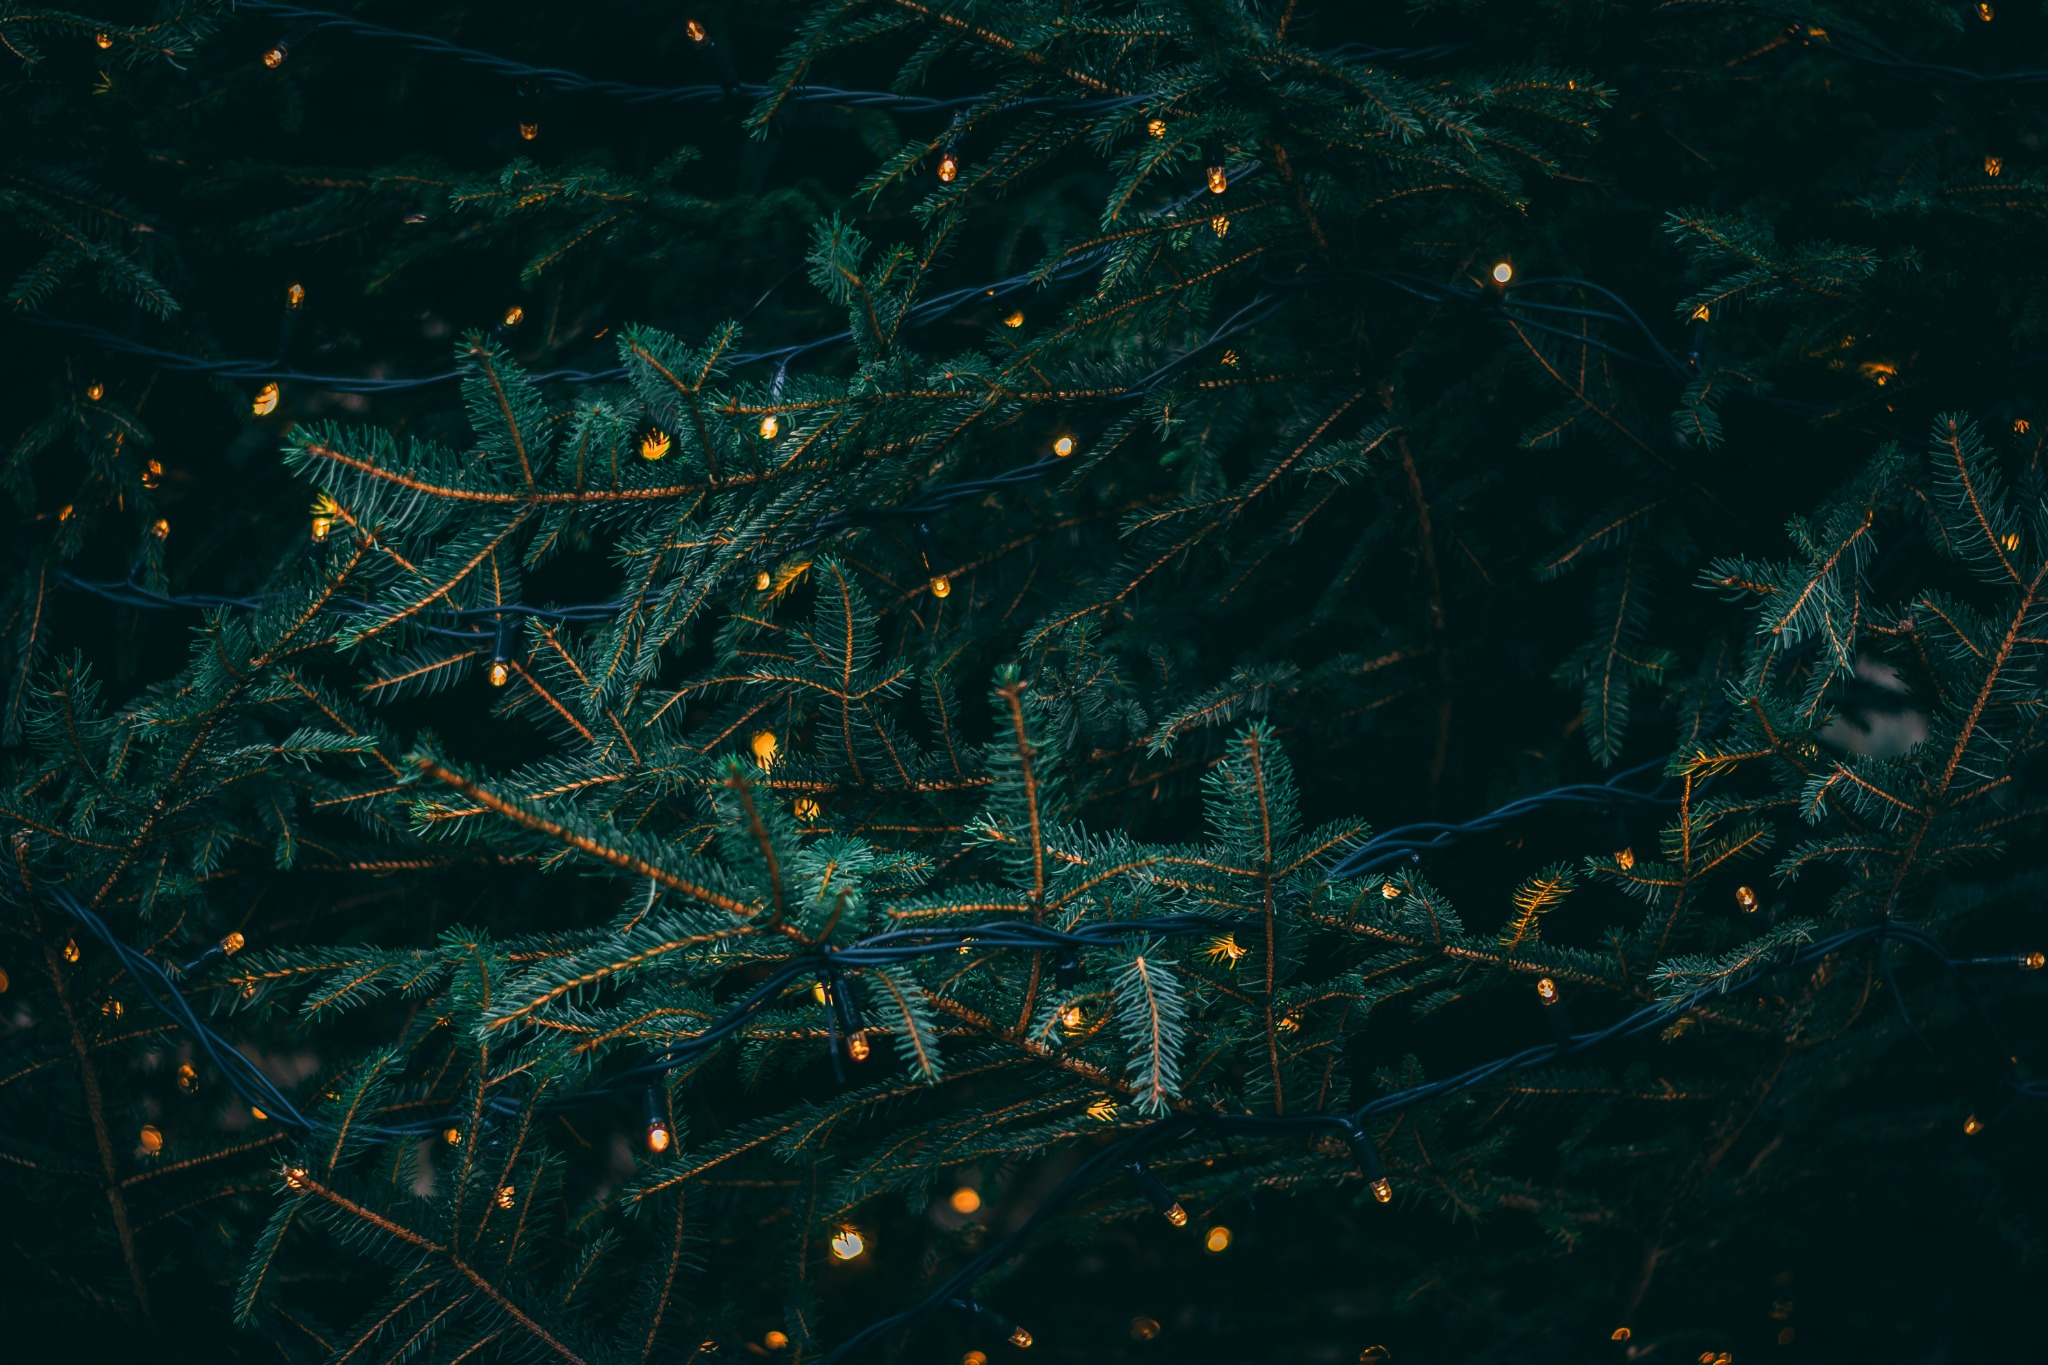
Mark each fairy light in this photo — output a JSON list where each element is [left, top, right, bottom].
[[964, 1354, 989, 1365], [1344, 1125, 1393, 1203], [846, 1033, 870, 1061], [286, 282, 306, 308], [759, 414, 780, 439], [1003, 311, 1024, 328], [502, 305, 525, 327], [139, 1125, 163, 1154], [686, 19, 708, 41], [1615, 847, 1635, 871], [1986, 155, 2004, 178], [646, 1087, 673, 1153], [152, 518, 170, 540], [487, 660, 511, 687], [1008, 1327, 1033, 1349], [1359, 1349, 1391, 1364], [1212, 214, 1229, 236], [1979, 2, 1994, 17], [1736, 885, 1759, 912], [519, 122, 538, 140], [1206, 165, 1228, 194], [950, 1186, 982, 1214], [928, 575, 952, 598], [1221, 349, 1238, 366], [1061, 1004, 1086, 1031], [443, 1128, 461, 1145], [1147, 118, 1166, 138], [1052, 435, 1076, 457], [794, 797, 821, 821], [2000, 531, 2020, 552], [1204, 933, 1246, 966], [755, 571, 773, 591], [1612, 1327, 1631, 1342], [750, 730, 779, 768], [176, 1063, 197, 1092], [1491, 261, 1514, 284], [86, 382, 105, 402], [1130, 1318, 1161, 1342], [1691, 304, 1711, 321], [141, 459, 163, 490], [262, 43, 289, 68], [1129, 1163, 1188, 1226], [101, 999, 123, 1017], [311, 513, 333, 543], [63, 938, 81, 963], [1204, 1225, 1231, 1253], [763, 1332, 788, 1350], [284, 1165, 308, 1190], [1381, 881, 1401, 900], [96, 32, 113, 49], [829, 1227, 866, 1260], [938, 153, 959, 183], [1963, 1114, 1985, 1135], [252, 1106, 268, 1121], [1536, 977, 1559, 1004], [252, 382, 280, 416], [639, 430, 671, 461], [2023, 952, 2046, 970], [495, 1184, 516, 1209]]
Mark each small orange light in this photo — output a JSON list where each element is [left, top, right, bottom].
[[2023, 951, 2046, 970], [1358, 1350, 1391, 1365], [286, 283, 306, 308], [1221, 349, 1238, 366], [1612, 1327, 1631, 1342], [443, 1128, 461, 1145], [253, 382, 280, 416], [750, 730, 779, 767], [929, 575, 951, 599], [964, 1354, 989, 1365], [1691, 304, 1711, 321], [488, 661, 511, 688], [1007, 1327, 1033, 1349], [1163, 1203, 1188, 1227], [262, 45, 287, 69], [1492, 261, 1514, 284], [1986, 155, 2004, 178], [950, 1187, 981, 1214], [86, 382, 105, 401], [758, 414, 780, 439], [102, 999, 123, 1017], [828, 1227, 866, 1260], [1060, 1005, 1085, 1031], [141, 459, 163, 489], [1130, 1317, 1161, 1342], [503, 306, 525, 327], [1736, 885, 1759, 912], [1053, 435, 1075, 457], [1369, 1176, 1392, 1203], [1381, 881, 1401, 900], [755, 571, 773, 591], [176, 1063, 197, 1092], [252, 1107, 268, 1121], [938, 154, 959, 183], [686, 19, 708, 42], [1212, 214, 1229, 236], [96, 32, 113, 49], [495, 1185, 515, 1209], [846, 1033, 870, 1062], [794, 797, 821, 821], [63, 938, 81, 963], [1536, 977, 1559, 1003], [1980, 2, 1995, 18], [1003, 310, 1024, 328], [2016, 419, 2032, 434], [640, 430, 671, 461], [220, 932, 245, 955], [1147, 118, 1166, 138], [139, 1125, 163, 1154], [284, 1165, 308, 1189], [518, 122, 538, 141], [151, 518, 170, 540], [1615, 847, 1635, 870], [311, 515, 333, 542], [648, 1122, 671, 1153], [1963, 1114, 1985, 1135], [1206, 165, 1228, 194], [1204, 1225, 1231, 1253]]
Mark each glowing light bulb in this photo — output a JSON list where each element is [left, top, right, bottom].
[[2023, 951, 2045, 969], [1206, 165, 1228, 194], [1536, 977, 1559, 1004], [759, 414, 780, 439], [1008, 1326, 1033, 1349], [1087, 1098, 1119, 1121], [1615, 847, 1635, 871], [96, 32, 113, 49], [686, 20, 708, 42], [284, 1165, 308, 1189], [750, 730, 779, 767], [1061, 1005, 1085, 1031], [1492, 261, 1513, 284], [938, 154, 959, 183], [252, 1107, 268, 1121], [756, 571, 773, 591], [1204, 1225, 1231, 1253], [87, 382, 105, 401], [964, 1354, 989, 1365], [177, 1063, 197, 1092], [142, 459, 162, 489], [794, 797, 821, 821], [1381, 881, 1401, 900], [1369, 1176, 1392, 1203], [2017, 419, 2032, 434], [63, 938, 81, 963], [647, 1122, 671, 1153], [443, 1128, 461, 1145], [1277, 1013, 1300, 1033], [311, 515, 333, 542], [1980, 2, 1994, 17], [502, 305, 525, 327], [151, 518, 170, 540], [1358, 1350, 1391, 1365], [812, 979, 831, 1005], [1612, 1327, 1632, 1342], [1130, 1317, 1161, 1342], [1963, 1114, 1985, 1135], [262, 45, 288, 69], [286, 282, 306, 308], [1053, 435, 1075, 457], [1163, 1203, 1188, 1227], [1691, 304, 1711, 322], [139, 1125, 163, 1154], [1221, 348, 1239, 366], [102, 999, 123, 1017], [950, 1187, 982, 1214], [640, 430, 671, 461], [829, 1227, 866, 1260], [495, 1184, 515, 1208], [220, 932, 245, 956], [1147, 118, 1166, 138], [846, 1033, 870, 1062], [1735, 885, 1759, 912], [1212, 214, 1229, 236], [1986, 155, 2004, 178], [519, 122, 539, 141], [253, 382, 280, 415], [1203, 933, 1246, 966], [1003, 310, 1024, 328], [930, 575, 952, 598]]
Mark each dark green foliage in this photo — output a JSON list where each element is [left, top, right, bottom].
[[4, 3, 2047, 1362]]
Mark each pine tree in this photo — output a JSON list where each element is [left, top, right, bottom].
[[4, 3, 2046, 1361]]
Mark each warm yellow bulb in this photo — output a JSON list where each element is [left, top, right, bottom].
[[1979, 1, 1994, 17], [1492, 261, 1514, 284], [519, 122, 539, 141], [938, 154, 959, 183], [1615, 847, 1635, 871], [1147, 118, 1166, 138], [1206, 165, 1228, 194], [139, 1125, 163, 1154], [1061, 1005, 1085, 1031], [1358, 1349, 1391, 1365], [311, 514, 333, 542], [828, 1227, 866, 1260], [151, 518, 170, 540], [97, 32, 113, 49], [1129, 1317, 1161, 1342], [963, 1354, 989, 1365], [443, 1128, 461, 1145], [750, 730, 779, 767], [686, 19, 708, 41], [755, 570, 773, 591], [1612, 1327, 1631, 1342], [846, 1033, 870, 1062], [1163, 1203, 1187, 1227], [488, 661, 511, 688], [1381, 881, 1401, 900], [1052, 435, 1075, 457], [63, 938, 81, 963], [2000, 531, 2020, 552], [262, 46, 287, 69], [142, 459, 163, 489], [102, 998, 123, 1017], [284, 1165, 308, 1189], [1204, 1225, 1231, 1253], [1963, 1114, 1985, 1136], [759, 414, 780, 439], [252, 1107, 268, 1121], [648, 1123, 671, 1153], [794, 797, 821, 821], [1735, 885, 1759, 912], [1536, 976, 1559, 1004], [1986, 155, 2004, 178], [640, 430, 671, 461], [2024, 951, 2046, 970], [930, 575, 952, 599], [1212, 214, 1229, 237], [1087, 1097, 1118, 1121], [495, 1184, 515, 1209], [87, 382, 105, 401], [1691, 304, 1711, 322], [1003, 310, 1024, 328], [503, 305, 525, 327], [286, 282, 306, 308], [950, 1187, 981, 1214], [1369, 1176, 1392, 1203], [220, 932, 245, 955], [1007, 1327, 1033, 1349], [253, 382, 280, 416], [763, 1332, 788, 1351], [176, 1063, 197, 1092]]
